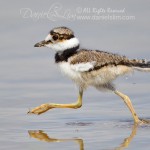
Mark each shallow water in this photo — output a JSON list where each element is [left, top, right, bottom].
[[1, 0, 150, 150]]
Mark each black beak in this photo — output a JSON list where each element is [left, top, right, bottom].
[[34, 40, 46, 47]]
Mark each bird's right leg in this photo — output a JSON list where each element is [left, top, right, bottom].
[[28, 88, 83, 115], [114, 90, 150, 124]]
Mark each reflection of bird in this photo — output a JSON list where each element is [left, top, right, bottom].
[[28, 130, 84, 150], [115, 124, 138, 150], [29, 26, 150, 124], [28, 124, 137, 150]]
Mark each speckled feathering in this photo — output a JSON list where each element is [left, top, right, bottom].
[[52, 27, 74, 35], [69, 49, 150, 70], [57, 49, 150, 90]]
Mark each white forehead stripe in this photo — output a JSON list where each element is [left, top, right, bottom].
[[45, 34, 52, 41]]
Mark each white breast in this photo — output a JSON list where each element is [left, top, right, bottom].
[[58, 62, 82, 81], [58, 61, 98, 88], [58, 61, 96, 78]]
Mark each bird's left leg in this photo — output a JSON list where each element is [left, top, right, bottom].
[[114, 90, 150, 124], [28, 88, 83, 115]]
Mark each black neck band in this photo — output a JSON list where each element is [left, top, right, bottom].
[[55, 45, 79, 63]]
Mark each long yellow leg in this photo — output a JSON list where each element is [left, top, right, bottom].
[[28, 89, 83, 115], [114, 90, 150, 124], [114, 90, 139, 123]]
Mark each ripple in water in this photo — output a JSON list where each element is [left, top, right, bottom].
[[66, 121, 94, 126]]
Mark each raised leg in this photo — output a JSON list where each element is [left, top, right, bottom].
[[114, 90, 150, 124], [28, 88, 83, 115]]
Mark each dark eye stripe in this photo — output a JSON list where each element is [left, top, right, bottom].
[[58, 34, 74, 40], [66, 34, 74, 39], [59, 36, 63, 40], [50, 31, 74, 40]]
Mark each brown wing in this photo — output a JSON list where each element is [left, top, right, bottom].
[[69, 49, 130, 70]]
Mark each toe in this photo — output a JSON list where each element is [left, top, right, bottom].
[[28, 104, 51, 115]]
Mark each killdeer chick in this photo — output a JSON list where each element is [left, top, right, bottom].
[[29, 26, 150, 124]]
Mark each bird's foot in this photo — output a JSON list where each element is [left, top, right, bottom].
[[28, 104, 54, 115], [136, 118, 150, 125]]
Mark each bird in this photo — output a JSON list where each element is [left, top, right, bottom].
[[29, 26, 150, 124]]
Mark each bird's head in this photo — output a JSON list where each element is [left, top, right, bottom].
[[34, 27, 79, 52]]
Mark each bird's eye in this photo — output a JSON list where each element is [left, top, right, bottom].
[[52, 35, 58, 41]]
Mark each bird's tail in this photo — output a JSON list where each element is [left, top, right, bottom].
[[130, 59, 150, 72]]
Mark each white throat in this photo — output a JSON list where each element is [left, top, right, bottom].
[[46, 37, 79, 52]]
